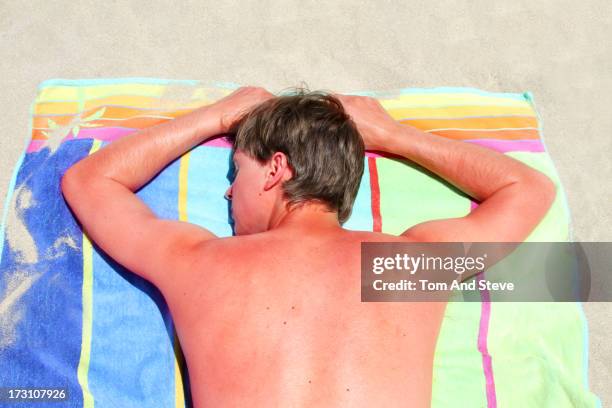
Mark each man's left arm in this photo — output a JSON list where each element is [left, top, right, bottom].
[[61, 86, 273, 288]]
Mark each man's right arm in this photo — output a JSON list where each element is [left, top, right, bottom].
[[336, 94, 556, 243]]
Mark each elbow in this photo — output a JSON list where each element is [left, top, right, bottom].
[[536, 172, 557, 208], [523, 171, 557, 215], [61, 167, 84, 201]]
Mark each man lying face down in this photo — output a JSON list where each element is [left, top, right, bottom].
[[62, 86, 556, 407]]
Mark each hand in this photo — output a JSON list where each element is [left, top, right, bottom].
[[208, 86, 275, 133], [333, 94, 403, 150]]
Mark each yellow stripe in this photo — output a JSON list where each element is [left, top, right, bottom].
[[34, 97, 209, 115], [77, 139, 103, 408], [38, 86, 79, 101], [34, 84, 531, 115], [34, 97, 535, 118], [379, 93, 530, 108], [37, 84, 234, 104], [178, 153, 190, 222], [37, 84, 168, 101], [37, 84, 524, 108], [77, 87, 85, 113], [387, 105, 535, 119], [173, 332, 186, 408], [174, 152, 191, 408]]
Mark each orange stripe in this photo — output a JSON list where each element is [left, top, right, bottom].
[[33, 111, 538, 131], [32, 126, 540, 142], [32, 117, 167, 140], [34, 96, 207, 114], [32, 117, 539, 142], [32, 117, 168, 135], [400, 116, 538, 130], [84, 117, 168, 129], [428, 129, 540, 140], [32, 106, 193, 127]]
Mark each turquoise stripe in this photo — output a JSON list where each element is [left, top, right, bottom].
[[38, 77, 241, 89], [87, 141, 178, 407], [349, 86, 527, 100], [37, 79, 525, 101], [185, 148, 374, 234], [89, 249, 175, 407], [185, 148, 374, 235], [342, 157, 374, 231], [525, 91, 598, 405], [0, 151, 25, 263], [0, 95, 39, 263], [186, 146, 234, 237], [523, 91, 575, 240]]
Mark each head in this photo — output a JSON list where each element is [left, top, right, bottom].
[[225, 88, 365, 235]]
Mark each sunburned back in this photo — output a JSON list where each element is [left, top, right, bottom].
[[165, 229, 447, 408]]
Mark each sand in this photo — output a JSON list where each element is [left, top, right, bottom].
[[0, 0, 610, 403]]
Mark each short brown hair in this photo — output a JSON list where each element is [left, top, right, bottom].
[[227, 88, 365, 224]]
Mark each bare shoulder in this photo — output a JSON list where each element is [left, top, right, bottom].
[[160, 230, 413, 306], [191, 234, 265, 264], [178, 229, 413, 279], [188, 230, 413, 267], [158, 235, 260, 305], [344, 229, 415, 243]]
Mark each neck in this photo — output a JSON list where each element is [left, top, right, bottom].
[[268, 201, 342, 233]]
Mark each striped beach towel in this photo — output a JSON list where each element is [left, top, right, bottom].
[[0, 78, 601, 407]]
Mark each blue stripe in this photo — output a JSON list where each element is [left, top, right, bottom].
[[87, 141, 178, 407], [0, 96, 40, 263], [185, 149, 374, 234], [187, 146, 235, 237], [0, 151, 25, 263], [0, 139, 93, 408], [141, 152, 192, 406], [343, 157, 374, 231]]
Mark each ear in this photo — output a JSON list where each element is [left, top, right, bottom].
[[263, 152, 293, 191]]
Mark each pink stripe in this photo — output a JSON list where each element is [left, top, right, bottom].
[[77, 127, 134, 141], [28, 125, 545, 154], [27, 127, 137, 152], [465, 139, 544, 153], [27, 140, 46, 153], [201, 137, 232, 148], [477, 274, 497, 407], [365, 140, 543, 157], [470, 199, 497, 407], [27, 128, 237, 153], [28, 127, 408, 158], [30, 125, 542, 155]]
